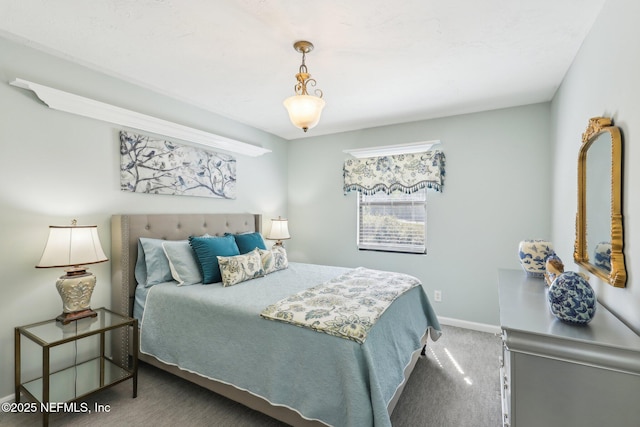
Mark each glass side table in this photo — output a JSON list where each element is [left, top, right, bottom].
[[14, 307, 138, 426]]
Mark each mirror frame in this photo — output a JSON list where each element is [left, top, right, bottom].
[[574, 117, 626, 287]]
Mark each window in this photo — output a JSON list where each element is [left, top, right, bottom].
[[357, 188, 427, 254]]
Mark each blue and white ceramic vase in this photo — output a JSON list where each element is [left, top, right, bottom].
[[547, 271, 596, 325], [518, 240, 554, 278], [593, 242, 612, 272]]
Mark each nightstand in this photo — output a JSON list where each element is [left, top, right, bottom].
[[15, 307, 138, 426]]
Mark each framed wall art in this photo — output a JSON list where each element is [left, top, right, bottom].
[[120, 131, 236, 199]]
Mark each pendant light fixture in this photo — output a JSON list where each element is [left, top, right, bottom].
[[283, 41, 325, 133]]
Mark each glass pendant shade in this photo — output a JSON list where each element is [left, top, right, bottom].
[[283, 94, 326, 132]]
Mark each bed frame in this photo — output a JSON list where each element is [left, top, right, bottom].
[[110, 213, 426, 426]]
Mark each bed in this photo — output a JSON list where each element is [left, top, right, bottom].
[[110, 213, 441, 427]]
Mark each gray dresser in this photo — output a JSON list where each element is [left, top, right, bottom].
[[498, 269, 640, 427]]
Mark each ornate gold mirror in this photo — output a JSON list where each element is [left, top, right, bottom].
[[574, 117, 626, 287]]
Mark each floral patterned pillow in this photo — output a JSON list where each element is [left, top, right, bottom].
[[259, 246, 289, 275], [217, 248, 264, 287]]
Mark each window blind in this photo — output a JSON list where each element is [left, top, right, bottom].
[[357, 189, 426, 254]]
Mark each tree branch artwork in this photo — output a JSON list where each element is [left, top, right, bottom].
[[120, 131, 236, 199]]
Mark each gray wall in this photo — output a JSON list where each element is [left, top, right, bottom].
[[550, 0, 640, 333], [287, 103, 552, 326], [0, 37, 288, 399]]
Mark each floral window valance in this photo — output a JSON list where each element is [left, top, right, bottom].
[[343, 150, 445, 195]]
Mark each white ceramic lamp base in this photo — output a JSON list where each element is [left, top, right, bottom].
[[55, 271, 98, 324]]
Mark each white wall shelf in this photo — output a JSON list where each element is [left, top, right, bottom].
[[343, 140, 440, 158], [10, 78, 271, 157]]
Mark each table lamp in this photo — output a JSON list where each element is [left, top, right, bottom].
[[266, 216, 291, 246], [36, 220, 108, 324]]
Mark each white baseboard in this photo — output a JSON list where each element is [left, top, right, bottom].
[[438, 316, 501, 334], [1, 393, 14, 404]]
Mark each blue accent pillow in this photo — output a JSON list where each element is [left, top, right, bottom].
[[134, 240, 148, 285], [188, 235, 240, 284], [139, 237, 174, 287], [229, 232, 267, 254]]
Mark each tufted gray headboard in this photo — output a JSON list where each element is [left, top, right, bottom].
[[110, 213, 262, 318]]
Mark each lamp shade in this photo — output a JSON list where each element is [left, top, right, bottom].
[[36, 224, 108, 268], [266, 217, 291, 241], [283, 95, 325, 132]]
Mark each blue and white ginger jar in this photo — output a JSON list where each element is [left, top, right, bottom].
[[547, 271, 596, 325], [518, 240, 554, 278]]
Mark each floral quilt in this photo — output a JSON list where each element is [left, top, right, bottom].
[[260, 267, 421, 344]]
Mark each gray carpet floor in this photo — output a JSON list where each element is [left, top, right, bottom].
[[1, 325, 501, 426]]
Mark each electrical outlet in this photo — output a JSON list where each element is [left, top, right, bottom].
[[434, 290, 442, 302]]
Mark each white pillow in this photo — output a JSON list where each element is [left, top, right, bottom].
[[217, 248, 264, 287], [259, 246, 289, 275], [162, 240, 203, 286]]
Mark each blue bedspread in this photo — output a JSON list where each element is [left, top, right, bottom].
[[140, 262, 441, 427]]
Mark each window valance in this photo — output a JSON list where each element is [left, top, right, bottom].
[[343, 150, 445, 195]]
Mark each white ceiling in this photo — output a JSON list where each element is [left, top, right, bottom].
[[0, 0, 606, 141]]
